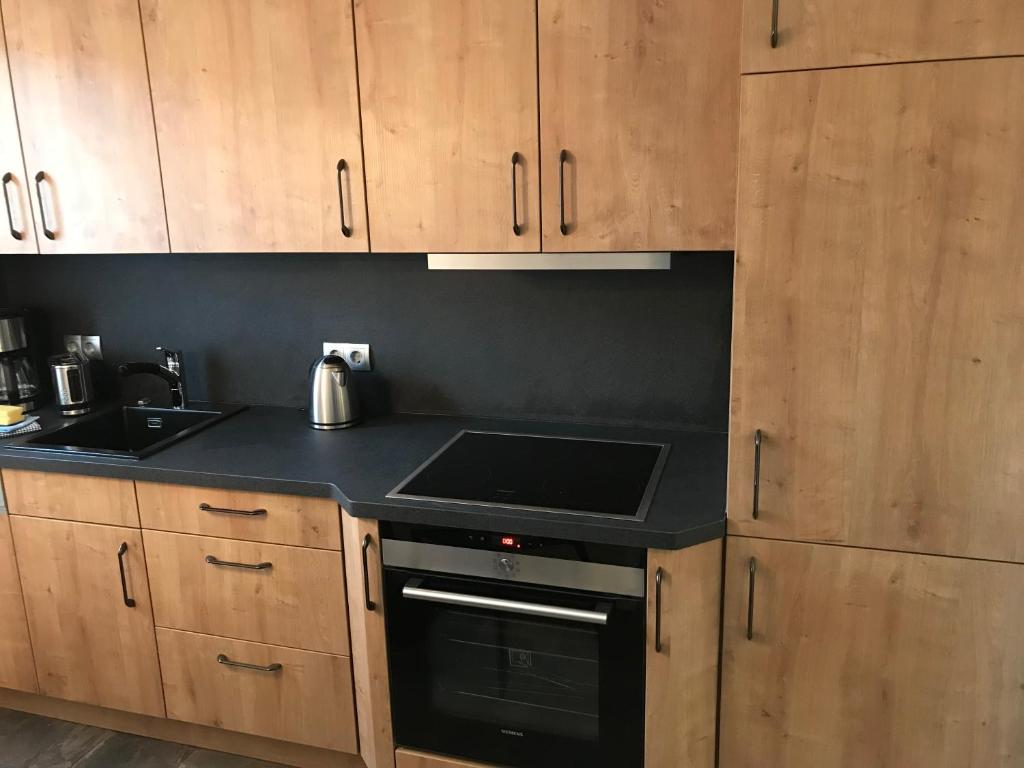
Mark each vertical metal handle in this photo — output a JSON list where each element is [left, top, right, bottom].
[[336, 159, 352, 238], [2, 173, 23, 240], [34, 171, 55, 240], [654, 566, 664, 653], [746, 557, 756, 640], [117, 542, 136, 608], [362, 533, 376, 611], [511, 152, 523, 236], [752, 429, 762, 520], [558, 149, 569, 236], [770, 0, 779, 48]]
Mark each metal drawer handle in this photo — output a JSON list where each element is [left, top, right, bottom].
[[205, 554, 272, 571], [770, 0, 780, 48], [336, 159, 353, 238], [403, 578, 610, 625], [2, 172, 23, 240], [362, 533, 376, 611], [199, 502, 267, 517], [117, 542, 136, 608], [511, 152, 523, 236], [216, 654, 282, 673], [752, 429, 763, 520], [747, 557, 756, 640], [655, 567, 664, 653], [33, 171, 55, 240], [558, 149, 570, 235]]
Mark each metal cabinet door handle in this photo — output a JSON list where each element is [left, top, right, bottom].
[[558, 149, 569, 235], [33, 171, 55, 240], [770, 0, 780, 47], [747, 557, 756, 640], [199, 502, 267, 517], [336, 159, 353, 238], [655, 566, 664, 653], [117, 542, 136, 608], [205, 554, 272, 571], [511, 152, 523, 236], [2, 173, 23, 240], [753, 429, 763, 520], [216, 654, 282, 673], [362, 533, 376, 611]]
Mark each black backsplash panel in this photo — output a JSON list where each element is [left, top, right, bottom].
[[0, 252, 733, 430]]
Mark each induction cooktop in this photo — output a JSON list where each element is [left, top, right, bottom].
[[387, 430, 670, 520]]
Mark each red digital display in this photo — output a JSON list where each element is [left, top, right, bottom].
[[501, 536, 517, 547]]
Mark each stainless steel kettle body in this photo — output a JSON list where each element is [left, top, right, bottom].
[[308, 354, 360, 430]]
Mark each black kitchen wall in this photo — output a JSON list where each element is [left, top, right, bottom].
[[0, 252, 732, 430]]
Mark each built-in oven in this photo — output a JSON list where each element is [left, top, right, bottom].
[[382, 522, 647, 768]]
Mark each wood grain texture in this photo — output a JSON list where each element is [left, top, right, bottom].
[[720, 536, 1024, 767], [729, 58, 1024, 562], [157, 628, 357, 754], [644, 539, 721, 768], [341, 512, 394, 768], [144, 530, 349, 655], [0, 513, 36, 693], [10, 517, 164, 717], [741, 0, 1024, 73], [395, 749, 495, 768], [355, 0, 540, 252], [0, 688, 366, 768], [140, 0, 368, 252], [2, 0, 168, 253], [0, 16, 36, 254], [1, 470, 139, 527], [135, 482, 341, 550], [539, 0, 739, 252]]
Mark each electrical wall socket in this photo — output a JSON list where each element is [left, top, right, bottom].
[[64, 335, 103, 361], [322, 342, 372, 371]]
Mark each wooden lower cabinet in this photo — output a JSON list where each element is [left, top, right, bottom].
[[720, 536, 1024, 767], [157, 628, 357, 753], [395, 749, 495, 768], [0, 514, 36, 692], [2, 469, 140, 526], [10, 516, 164, 716]]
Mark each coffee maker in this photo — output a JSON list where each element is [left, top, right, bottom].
[[0, 309, 43, 411]]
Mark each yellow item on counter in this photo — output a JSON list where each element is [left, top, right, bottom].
[[0, 405, 24, 426]]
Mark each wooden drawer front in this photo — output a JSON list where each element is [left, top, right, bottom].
[[157, 628, 357, 753], [2, 470, 139, 526], [136, 482, 340, 550], [145, 530, 349, 655], [396, 749, 497, 768]]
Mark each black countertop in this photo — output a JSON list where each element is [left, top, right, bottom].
[[0, 405, 727, 549]]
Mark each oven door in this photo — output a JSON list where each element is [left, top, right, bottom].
[[385, 568, 645, 768]]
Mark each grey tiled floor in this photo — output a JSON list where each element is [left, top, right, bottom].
[[0, 709, 286, 768]]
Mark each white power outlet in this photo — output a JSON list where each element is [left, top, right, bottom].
[[322, 342, 373, 371]]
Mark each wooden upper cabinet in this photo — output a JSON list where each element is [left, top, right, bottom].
[[141, 0, 368, 252], [0, 23, 35, 254], [538, 0, 739, 252], [3, 0, 168, 254], [355, 0, 540, 253], [741, 0, 1024, 73], [729, 58, 1024, 562], [11, 516, 165, 716], [0, 515, 36, 693], [721, 537, 1024, 767]]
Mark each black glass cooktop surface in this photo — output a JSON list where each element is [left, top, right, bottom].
[[387, 430, 669, 520]]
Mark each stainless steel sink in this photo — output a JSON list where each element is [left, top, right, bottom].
[[11, 404, 246, 460]]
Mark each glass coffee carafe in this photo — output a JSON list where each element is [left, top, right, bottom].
[[0, 309, 42, 411]]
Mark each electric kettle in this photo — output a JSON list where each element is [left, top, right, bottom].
[[308, 354, 360, 430]]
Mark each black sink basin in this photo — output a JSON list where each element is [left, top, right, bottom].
[[12, 404, 247, 460]]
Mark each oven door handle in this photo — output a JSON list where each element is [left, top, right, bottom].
[[402, 578, 611, 625]]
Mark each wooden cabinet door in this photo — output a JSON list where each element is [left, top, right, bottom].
[[141, 0, 368, 252], [11, 516, 164, 716], [0, 515, 36, 693], [3, 0, 168, 254], [729, 58, 1024, 562], [538, 0, 739, 252], [356, 0, 540, 253], [644, 540, 721, 768], [721, 537, 1024, 767], [741, 0, 1024, 73], [0, 23, 35, 254]]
